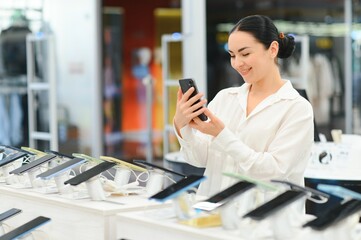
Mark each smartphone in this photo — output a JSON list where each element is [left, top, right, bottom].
[[149, 175, 206, 202], [0, 216, 51, 240], [317, 184, 361, 201], [100, 156, 147, 172], [303, 199, 361, 230], [0, 152, 27, 168], [223, 172, 278, 191], [243, 190, 306, 220], [133, 159, 186, 178], [271, 179, 329, 200], [36, 157, 86, 180], [20, 147, 47, 157], [45, 149, 73, 159], [9, 154, 56, 175], [64, 161, 116, 186], [72, 153, 103, 165], [0, 208, 22, 222], [2, 146, 35, 156], [179, 78, 208, 121], [193, 181, 256, 211]]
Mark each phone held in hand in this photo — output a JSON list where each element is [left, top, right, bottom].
[[178, 78, 208, 121]]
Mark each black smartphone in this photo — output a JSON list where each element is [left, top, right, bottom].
[[0, 208, 22, 222], [149, 175, 206, 202], [0, 216, 51, 240], [45, 149, 73, 159], [179, 78, 208, 121], [64, 161, 116, 186], [133, 159, 186, 178], [243, 190, 306, 220], [303, 199, 361, 230], [2, 146, 35, 156], [36, 157, 86, 180], [193, 181, 256, 211], [0, 152, 27, 168], [9, 154, 56, 175], [271, 179, 329, 200]]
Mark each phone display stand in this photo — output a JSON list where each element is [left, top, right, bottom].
[[114, 166, 131, 187], [269, 197, 307, 240], [220, 189, 256, 230], [2, 165, 19, 185], [172, 192, 196, 220], [26, 167, 46, 188], [219, 200, 240, 230], [295, 214, 360, 240], [54, 172, 73, 194], [0, 223, 4, 236], [85, 176, 106, 201], [146, 170, 164, 196]]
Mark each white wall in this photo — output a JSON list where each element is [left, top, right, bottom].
[[43, 0, 102, 155]]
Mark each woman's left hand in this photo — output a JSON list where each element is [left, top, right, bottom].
[[189, 108, 225, 137]]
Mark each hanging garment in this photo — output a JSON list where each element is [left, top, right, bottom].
[[10, 93, 23, 145], [0, 94, 11, 145]]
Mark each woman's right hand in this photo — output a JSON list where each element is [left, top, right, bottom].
[[174, 87, 207, 135]]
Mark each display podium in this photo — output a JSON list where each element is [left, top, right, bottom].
[[0, 184, 167, 240]]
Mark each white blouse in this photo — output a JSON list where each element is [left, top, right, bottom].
[[175, 80, 314, 197]]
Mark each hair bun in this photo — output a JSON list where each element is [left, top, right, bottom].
[[278, 34, 295, 59]]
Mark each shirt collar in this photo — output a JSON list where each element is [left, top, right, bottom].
[[228, 80, 299, 100]]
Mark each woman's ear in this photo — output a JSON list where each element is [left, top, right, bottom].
[[269, 40, 279, 58]]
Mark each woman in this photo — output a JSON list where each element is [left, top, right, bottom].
[[173, 15, 314, 197]]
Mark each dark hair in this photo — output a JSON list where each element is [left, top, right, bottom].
[[230, 15, 295, 59]]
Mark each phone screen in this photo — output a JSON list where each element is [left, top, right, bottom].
[[179, 78, 208, 121], [37, 157, 86, 180], [100, 156, 147, 172], [0, 152, 27, 167], [193, 181, 256, 211], [45, 150, 73, 159], [149, 175, 205, 202], [0, 216, 50, 240], [271, 179, 329, 200], [0, 208, 22, 222], [207, 181, 255, 203], [243, 190, 306, 220], [133, 159, 186, 178], [303, 199, 361, 230], [10, 154, 56, 175], [64, 161, 116, 186]]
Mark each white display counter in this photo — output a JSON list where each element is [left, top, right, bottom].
[[115, 207, 262, 240], [0, 184, 167, 240]]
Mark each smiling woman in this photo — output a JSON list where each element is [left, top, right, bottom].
[[173, 15, 314, 207]]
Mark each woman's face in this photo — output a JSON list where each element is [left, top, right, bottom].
[[228, 30, 278, 84]]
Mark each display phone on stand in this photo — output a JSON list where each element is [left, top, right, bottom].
[[100, 156, 147, 172], [133, 159, 186, 178], [243, 190, 306, 220], [64, 161, 116, 186], [149, 175, 206, 202], [0, 152, 27, 168], [193, 181, 256, 211], [179, 78, 208, 121], [9, 154, 56, 175], [0, 208, 22, 222], [45, 150, 73, 159], [0, 216, 50, 240], [271, 179, 329, 202], [36, 157, 86, 180], [303, 199, 361, 230]]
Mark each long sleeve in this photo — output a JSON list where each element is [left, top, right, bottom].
[[174, 81, 314, 196]]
